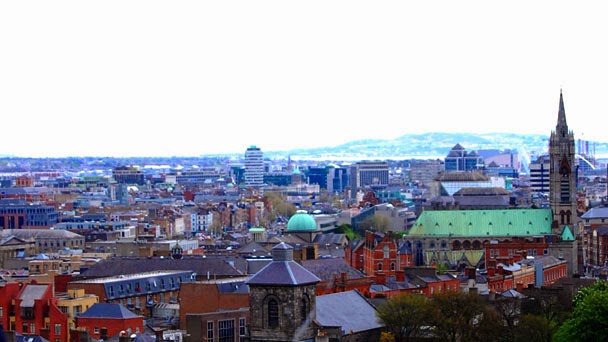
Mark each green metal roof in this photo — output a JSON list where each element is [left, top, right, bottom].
[[409, 209, 552, 237], [561, 226, 575, 241], [286, 211, 318, 232]]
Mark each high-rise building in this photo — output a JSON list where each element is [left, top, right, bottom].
[[444, 144, 484, 172], [244, 145, 264, 187], [349, 161, 389, 191], [529, 155, 551, 193], [549, 90, 579, 235]]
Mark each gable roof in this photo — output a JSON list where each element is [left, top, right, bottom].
[[409, 209, 552, 237], [78, 303, 140, 319], [315, 290, 383, 333], [300, 258, 366, 282]]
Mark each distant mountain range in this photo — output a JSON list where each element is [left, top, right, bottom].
[[264, 132, 608, 162]]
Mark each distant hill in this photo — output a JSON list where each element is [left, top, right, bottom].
[[266, 132, 608, 161]]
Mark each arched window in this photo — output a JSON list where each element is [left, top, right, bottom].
[[378, 263, 383, 271], [301, 295, 309, 323], [390, 262, 395, 271], [268, 299, 279, 328]]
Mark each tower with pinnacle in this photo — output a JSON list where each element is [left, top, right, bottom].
[[549, 90, 579, 235]]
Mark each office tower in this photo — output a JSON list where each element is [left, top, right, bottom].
[[244, 145, 264, 187]]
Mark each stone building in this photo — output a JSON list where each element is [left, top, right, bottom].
[[247, 242, 320, 342]]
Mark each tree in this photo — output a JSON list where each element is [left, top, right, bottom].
[[514, 314, 553, 342], [376, 294, 432, 342], [554, 280, 608, 342], [428, 291, 494, 342]]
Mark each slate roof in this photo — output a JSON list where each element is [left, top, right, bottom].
[[410, 209, 552, 237], [0, 229, 82, 239], [313, 233, 347, 246], [454, 196, 510, 208], [500, 289, 527, 298], [246, 260, 320, 286], [237, 241, 269, 255], [581, 207, 608, 219], [530, 255, 566, 268], [315, 290, 383, 333], [454, 187, 511, 196], [79, 255, 243, 278], [217, 281, 250, 294], [300, 258, 366, 282], [247, 243, 320, 286], [78, 303, 140, 319], [19, 284, 49, 307]]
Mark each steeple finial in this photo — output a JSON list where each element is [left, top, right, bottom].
[[557, 89, 568, 129]]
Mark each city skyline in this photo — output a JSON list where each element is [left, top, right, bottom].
[[2, 1, 608, 158]]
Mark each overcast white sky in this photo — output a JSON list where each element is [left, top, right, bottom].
[[1, 1, 607, 157]]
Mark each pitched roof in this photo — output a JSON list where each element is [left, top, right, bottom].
[[0, 229, 82, 239], [247, 242, 320, 286], [300, 258, 366, 282], [581, 207, 608, 219], [78, 303, 140, 319], [79, 255, 242, 278], [315, 290, 383, 333], [409, 209, 552, 237], [19, 284, 50, 307], [246, 260, 320, 286], [561, 226, 575, 241]]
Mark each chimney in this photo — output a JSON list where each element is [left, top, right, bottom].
[[516, 282, 524, 293], [488, 267, 495, 276], [340, 272, 347, 284], [497, 265, 504, 275]]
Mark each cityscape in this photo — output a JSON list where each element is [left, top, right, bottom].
[[0, 91, 607, 341]]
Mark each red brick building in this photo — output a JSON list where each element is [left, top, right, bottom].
[[178, 276, 250, 330], [346, 231, 413, 282], [484, 236, 549, 269], [300, 258, 373, 296], [2, 281, 69, 342], [75, 303, 144, 340]]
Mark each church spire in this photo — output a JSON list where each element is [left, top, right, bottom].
[[557, 89, 568, 130]]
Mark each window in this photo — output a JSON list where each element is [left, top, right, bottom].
[[30, 323, 36, 334], [54, 323, 61, 335], [0, 306, 3, 318], [301, 296, 309, 323], [239, 318, 246, 336], [490, 249, 494, 258], [94, 327, 99, 334], [218, 319, 235, 342], [207, 321, 214, 340], [378, 263, 383, 271], [383, 245, 390, 258], [390, 262, 395, 271], [268, 299, 279, 328]]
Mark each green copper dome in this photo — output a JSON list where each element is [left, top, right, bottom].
[[286, 210, 318, 232]]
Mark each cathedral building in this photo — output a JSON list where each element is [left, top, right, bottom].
[[405, 91, 579, 276]]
